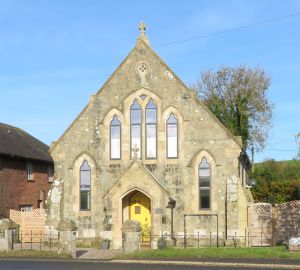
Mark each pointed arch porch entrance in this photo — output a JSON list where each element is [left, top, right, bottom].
[[122, 189, 151, 247]]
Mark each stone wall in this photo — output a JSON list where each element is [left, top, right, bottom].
[[250, 201, 300, 246], [276, 201, 300, 243], [45, 178, 63, 237]]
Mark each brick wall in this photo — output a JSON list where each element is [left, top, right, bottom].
[[0, 155, 53, 217]]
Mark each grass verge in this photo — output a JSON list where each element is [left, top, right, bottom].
[[0, 250, 71, 258], [118, 246, 300, 260]]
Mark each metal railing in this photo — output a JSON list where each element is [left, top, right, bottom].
[[11, 231, 59, 251], [139, 231, 291, 249]]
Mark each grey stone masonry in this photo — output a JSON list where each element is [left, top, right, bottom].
[[57, 219, 77, 258], [47, 23, 253, 249], [0, 219, 17, 251], [122, 220, 142, 253]]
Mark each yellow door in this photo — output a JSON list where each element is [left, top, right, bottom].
[[129, 192, 151, 240]]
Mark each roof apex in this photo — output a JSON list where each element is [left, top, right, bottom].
[[137, 21, 150, 46]]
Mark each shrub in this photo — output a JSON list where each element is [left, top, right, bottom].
[[157, 237, 167, 250]]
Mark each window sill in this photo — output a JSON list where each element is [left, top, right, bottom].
[[143, 159, 158, 164], [108, 159, 122, 164], [196, 209, 217, 215], [77, 210, 92, 216]]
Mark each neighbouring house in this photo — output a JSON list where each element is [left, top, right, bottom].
[[47, 23, 253, 248], [0, 123, 53, 218]]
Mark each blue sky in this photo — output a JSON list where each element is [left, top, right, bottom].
[[0, 0, 299, 162]]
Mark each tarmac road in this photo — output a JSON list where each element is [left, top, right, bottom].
[[0, 259, 299, 270]]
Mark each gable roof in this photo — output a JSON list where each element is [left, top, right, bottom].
[[0, 123, 52, 163], [50, 37, 243, 152]]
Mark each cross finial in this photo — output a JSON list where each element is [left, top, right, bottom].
[[132, 144, 139, 160], [137, 21, 150, 46], [139, 21, 146, 35]]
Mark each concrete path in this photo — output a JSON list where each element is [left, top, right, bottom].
[[76, 248, 122, 259]]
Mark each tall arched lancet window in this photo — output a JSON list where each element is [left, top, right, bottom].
[[166, 113, 178, 158], [130, 99, 142, 159], [199, 158, 211, 209], [146, 99, 157, 158], [80, 160, 91, 211], [110, 115, 121, 159]]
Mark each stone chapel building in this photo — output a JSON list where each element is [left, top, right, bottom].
[[46, 23, 253, 248]]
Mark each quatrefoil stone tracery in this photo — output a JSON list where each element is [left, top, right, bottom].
[[136, 62, 149, 85], [139, 63, 147, 73]]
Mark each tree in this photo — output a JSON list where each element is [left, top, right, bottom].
[[192, 66, 273, 151], [250, 159, 300, 203]]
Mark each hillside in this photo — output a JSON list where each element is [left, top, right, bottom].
[[250, 159, 300, 203]]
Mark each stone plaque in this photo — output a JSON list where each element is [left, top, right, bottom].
[[227, 176, 238, 202], [155, 208, 162, 214]]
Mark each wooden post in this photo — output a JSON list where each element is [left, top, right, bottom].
[[272, 204, 276, 246]]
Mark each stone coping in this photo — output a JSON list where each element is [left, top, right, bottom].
[[56, 219, 77, 231], [122, 220, 141, 232], [0, 219, 18, 230]]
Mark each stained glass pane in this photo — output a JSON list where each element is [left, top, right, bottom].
[[131, 99, 142, 159], [140, 95, 147, 100], [80, 170, 90, 190], [199, 189, 210, 209], [80, 190, 90, 210], [167, 124, 177, 158], [110, 116, 121, 160], [199, 158, 211, 209], [200, 168, 210, 177], [146, 109, 156, 123], [131, 100, 142, 124], [131, 99, 141, 110], [146, 99, 156, 109], [199, 177, 210, 187], [131, 125, 141, 158], [80, 160, 91, 210], [145, 99, 157, 159], [200, 158, 210, 169], [111, 127, 120, 159], [167, 113, 177, 124], [146, 125, 156, 158], [131, 110, 141, 123], [111, 115, 120, 126]]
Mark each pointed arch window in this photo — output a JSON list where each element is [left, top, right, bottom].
[[110, 115, 121, 159], [146, 99, 157, 159], [130, 99, 142, 159], [199, 158, 211, 209], [166, 113, 178, 158], [80, 160, 91, 211]]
